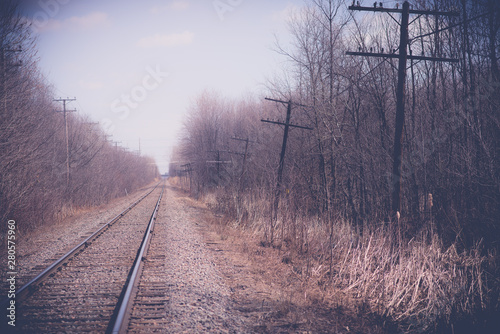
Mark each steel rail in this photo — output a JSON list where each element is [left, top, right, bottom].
[[110, 184, 164, 334], [1, 182, 161, 308]]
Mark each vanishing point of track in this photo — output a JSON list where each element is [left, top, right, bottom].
[[4, 182, 165, 333]]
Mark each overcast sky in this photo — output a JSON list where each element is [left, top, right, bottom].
[[18, 0, 305, 173]]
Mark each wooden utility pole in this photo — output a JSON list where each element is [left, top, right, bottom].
[[207, 150, 232, 185], [392, 1, 410, 218], [231, 137, 253, 187], [262, 97, 313, 244], [1, 46, 22, 119], [54, 97, 77, 187], [181, 163, 193, 193], [231, 137, 255, 220], [346, 1, 459, 217]]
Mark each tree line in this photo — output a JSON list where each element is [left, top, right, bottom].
[[174, 0, 499, 248], [172, 0, 499, 331], [0, 1, 159, 235]]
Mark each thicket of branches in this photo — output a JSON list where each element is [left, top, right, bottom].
[[172, 0, 499, 331], [0, 2, 159, 234]]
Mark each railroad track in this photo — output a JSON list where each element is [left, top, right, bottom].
[[2, 182, 165, 333]]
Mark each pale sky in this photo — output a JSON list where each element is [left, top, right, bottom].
[[18, 0, 304, 173]]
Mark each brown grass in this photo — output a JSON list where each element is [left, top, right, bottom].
[[201, 188, 499, 333], [197, 200, 388, 333]]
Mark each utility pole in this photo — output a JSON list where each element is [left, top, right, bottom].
[[231, 137, 253, 187], [54, 97, 77, 187], [181, 163, 193, 193], [346, 1, 459, 217], [1, 46, 22, 119], [231, 137, 255, 220], [216, 150, 220, 182], [206, 150, 232, 185], [262, 97, 313, 244], [83, 121, 99, 137]]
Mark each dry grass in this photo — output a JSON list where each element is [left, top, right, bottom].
[[324, 225, 495, 332], [167, 176, 185, 190], [204, 189, 499, 333], [198, 203, 388, 333]]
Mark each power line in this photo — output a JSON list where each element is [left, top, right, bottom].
[[345, 51, 458, 63], [348, 3, 459, 16], [410, 11, 489, 42]]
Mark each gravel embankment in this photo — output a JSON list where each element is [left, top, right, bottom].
[[0, 183, 158, 297], [17, 185, 164, 333], [127, 186, 248, 332]]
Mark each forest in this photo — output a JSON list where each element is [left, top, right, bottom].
[[0, 2, 159, 234], [171, 0, 500, 332]]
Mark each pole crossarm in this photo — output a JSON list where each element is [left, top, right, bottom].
[[180, 163, 194, 172], [261, 119, 314, 130], [208, 149, 232, 153], [54, 109, 77, 113], [264, 97, 309, 108], [227, 151, 245, 156], [345, 51, 459, 63], [206, 161, 232, 164], [54, 97, 77, 113], [231, 137, 256, 143], [1, 47, 23, 71], [54, 97, 77, 103], [348, 5, 459, 16]]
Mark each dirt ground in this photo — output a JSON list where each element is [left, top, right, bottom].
[[178, 187, 391, 333]]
